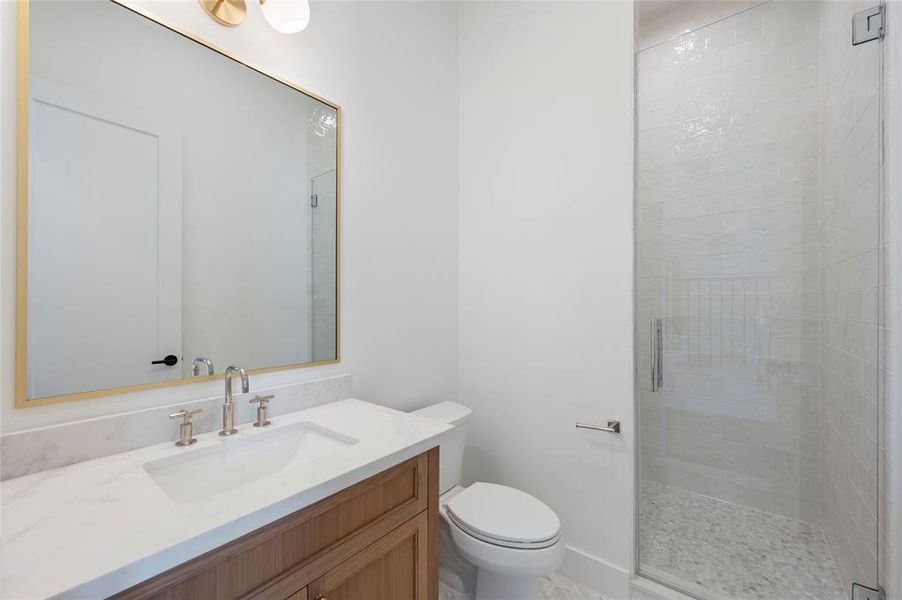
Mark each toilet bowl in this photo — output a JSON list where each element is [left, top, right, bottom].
[[411, 402, 565, 600]]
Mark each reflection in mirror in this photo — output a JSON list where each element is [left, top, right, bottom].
[[21, 0, 339, 404]]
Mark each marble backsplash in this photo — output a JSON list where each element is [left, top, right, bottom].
[[0, 374, 351, 481]]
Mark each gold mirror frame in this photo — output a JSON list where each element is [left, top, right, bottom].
[[15, 0, 341, 408]]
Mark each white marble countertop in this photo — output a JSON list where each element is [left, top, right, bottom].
[[0, 399, 451, 599]]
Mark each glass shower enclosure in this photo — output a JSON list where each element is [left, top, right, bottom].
[[310, 169, 338, 362], [635, 2, 886, 599]]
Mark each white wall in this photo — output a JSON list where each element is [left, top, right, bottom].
[[458, 2, 635, 596], [0, 0, 460, 432]]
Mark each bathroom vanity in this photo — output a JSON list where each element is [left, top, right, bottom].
[[114, 449, 437, 600], [0, 400, 450, 599]]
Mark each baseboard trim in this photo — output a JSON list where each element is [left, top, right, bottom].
[[558, 545, 631, 600]]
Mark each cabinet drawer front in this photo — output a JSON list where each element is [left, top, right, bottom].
[[309, 511, 429, 600], [113, 452, 430, 600], [277, 456, 425, 571]]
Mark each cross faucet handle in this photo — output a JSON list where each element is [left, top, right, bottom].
[[169, 408, 202, 423], [169, 408, 202, 446], [250, 395, 274, 427]]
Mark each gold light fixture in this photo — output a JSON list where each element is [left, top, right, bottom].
[[197, 0, 247, 27], [197, 0, 310, 33]]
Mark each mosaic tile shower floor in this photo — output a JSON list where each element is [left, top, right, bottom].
[[639, 481, 845, 600]]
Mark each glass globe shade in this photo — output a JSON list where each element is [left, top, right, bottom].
[[260, 0, 310, 34]]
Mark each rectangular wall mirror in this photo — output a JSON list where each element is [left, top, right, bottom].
[[17, 0, 340, 406]]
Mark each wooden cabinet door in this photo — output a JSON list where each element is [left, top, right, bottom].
[[308, 512, 429, 600], [285, 589, 308, 600]]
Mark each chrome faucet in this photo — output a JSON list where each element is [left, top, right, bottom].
[[220, 365, 249, 436], [192, 356, 215, 376]]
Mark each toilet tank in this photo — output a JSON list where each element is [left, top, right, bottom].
[[411, 401, 472, 494]]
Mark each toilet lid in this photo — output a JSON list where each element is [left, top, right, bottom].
[[446, 482, 561, 548]]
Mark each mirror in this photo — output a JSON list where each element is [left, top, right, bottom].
[[17, 0, 339, 406]]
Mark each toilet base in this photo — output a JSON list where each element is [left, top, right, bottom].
[[474, 569, 543, 600]]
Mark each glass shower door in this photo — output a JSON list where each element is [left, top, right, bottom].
[[310, 170, 337, 362], [635, 2, 885, 599]]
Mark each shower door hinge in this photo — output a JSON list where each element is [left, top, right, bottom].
[[852, 5, 885, 45], [310, 193, 318, 208], [853, 583, 885, 600]]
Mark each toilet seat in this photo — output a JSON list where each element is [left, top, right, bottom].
[[445, 482, 561, 550], [441, 487, 566, 578]]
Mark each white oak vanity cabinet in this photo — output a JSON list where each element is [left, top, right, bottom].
[[111, 449, 438, 600]]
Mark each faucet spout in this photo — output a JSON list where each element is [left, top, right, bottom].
[[192, 356, 215, 376], [224, 365, 249, 404], [220, 365, 249, 436]]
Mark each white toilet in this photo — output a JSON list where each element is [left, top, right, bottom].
[[412, 402, 565, 600]]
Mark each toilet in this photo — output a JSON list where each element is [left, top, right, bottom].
[[412, 402, 565, 600]]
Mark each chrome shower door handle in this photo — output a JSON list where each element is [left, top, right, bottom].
[[651, 318, 663, 391], [656, 317, 663, 389], [650, 319, 657, 392]]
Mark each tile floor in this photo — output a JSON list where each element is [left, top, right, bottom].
[[439, 573, 606, 600], [638, 480, 846, 600], [542, 573, 607, 600]]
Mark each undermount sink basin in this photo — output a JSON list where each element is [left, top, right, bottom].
[[143, 422, 358, 504]]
